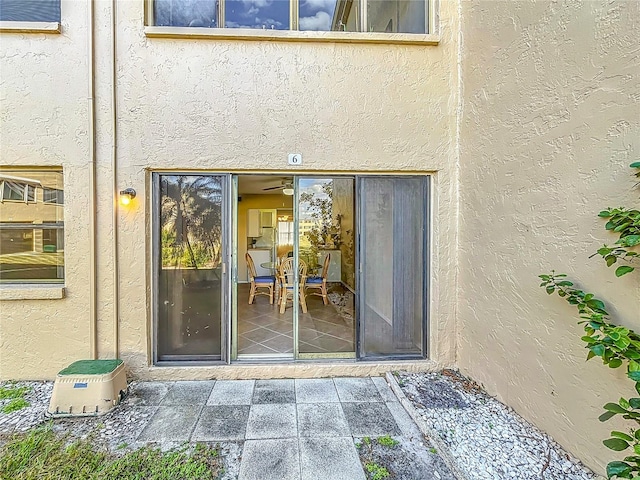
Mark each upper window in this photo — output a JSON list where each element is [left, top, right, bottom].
[[0, 169, 64, 284], [0, 0, 61, 22], [152, 0, 429, 34]]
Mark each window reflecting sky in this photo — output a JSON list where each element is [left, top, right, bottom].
[[0, 0, 60, 22], [155, 0, 217, 27], [225, 0, 290, 30], [299, 0, 337, 31]]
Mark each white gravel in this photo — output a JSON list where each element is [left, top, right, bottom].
[[396, 371, 602, 480], [0, 381, 53, 434]]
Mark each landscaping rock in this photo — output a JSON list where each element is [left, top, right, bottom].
[[395, 370, 601, 480]]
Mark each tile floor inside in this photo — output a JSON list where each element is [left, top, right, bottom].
[[237, 283, 355, 356]]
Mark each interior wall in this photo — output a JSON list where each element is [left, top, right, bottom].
[[458, 0, 640, 473], [332, 177, 355, 290], [237, 193, 293, 283]]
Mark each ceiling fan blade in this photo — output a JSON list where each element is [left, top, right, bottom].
[[262, 185, 284, 191]]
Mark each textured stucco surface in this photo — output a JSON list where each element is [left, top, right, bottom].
[[114, 0, 461, 376], [0, 286, 65, 300], [1, 0, 459, 379], [3, 0, 638, 473], [136, 359, 441, 381], [0, 0, 92, 378], [457, 0, 640, 473]]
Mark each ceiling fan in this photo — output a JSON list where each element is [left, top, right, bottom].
[[262, 179, 294, 195]]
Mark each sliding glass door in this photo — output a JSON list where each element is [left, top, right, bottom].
[[358, 176, 429, 358], [152, 173, 428, 364], [154, 174, 230, 362], [296, 177, 356, 358]]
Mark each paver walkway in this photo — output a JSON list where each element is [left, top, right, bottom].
[[128, 377, 421, 480]]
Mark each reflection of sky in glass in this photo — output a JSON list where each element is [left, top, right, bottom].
[[225, 0, 290, 30], [155, 0, 217, 27], [299, 0, 337, 31], [299, 179, 330, 219]]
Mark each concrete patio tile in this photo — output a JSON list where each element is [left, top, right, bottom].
[[245, 403, 297, 439], [342, 403, 401, 437], [371, 376, 398, 403], [294, 379, 339, 403], [385, 401, 424, 439], [299, 437, 366, 480], [334, 377, 383, 403], [207, 380, 255, 405], [191, 405, 250, 441], [124, 382, 170, 406], [297, 403, 349, 437], [137, 405, 201, 442], [160, 381, 215, 406], [239, 439, 300, 480], [252, 379, 295, 404]]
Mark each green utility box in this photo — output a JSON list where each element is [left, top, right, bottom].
[[47, 359, 127, 417]]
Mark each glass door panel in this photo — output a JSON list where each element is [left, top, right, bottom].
[[155, 174, 226, 361], [358, 176, 428, 358], [235, 174, 295, 359], [297, 177, 356, 357]]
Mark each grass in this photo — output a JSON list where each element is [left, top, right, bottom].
[[365, 462, 390, 480], [356, 437, 398, 479], [0, 383, 31, 414], [0, 426, 223, 480], [376, 435, 399, 448]]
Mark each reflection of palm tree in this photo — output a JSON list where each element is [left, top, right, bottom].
[[161, 176, 223, 269]]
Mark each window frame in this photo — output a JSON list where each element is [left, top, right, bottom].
[[0, 179, 39, 204], [43, 187, 64, 205], [144, 0, 439, 44], [0, 169, 65, 286], [0, 0, 61, 33]]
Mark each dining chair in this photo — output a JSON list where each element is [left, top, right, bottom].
[[305, 253, 330, 305], [246, 252, 276, 305], [278, 257, 308, 314]]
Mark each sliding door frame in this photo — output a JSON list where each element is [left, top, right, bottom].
[[151, 172, 233, 365], [150, 171, 430, 366]]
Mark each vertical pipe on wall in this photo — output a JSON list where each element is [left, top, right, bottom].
[[88, 0, 98, 359], [111, 0, 120, 359]]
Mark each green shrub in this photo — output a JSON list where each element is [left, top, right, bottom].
[[540, 162, 640, 479]]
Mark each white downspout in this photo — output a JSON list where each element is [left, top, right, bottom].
[[111, 0, 120, 359], [88, 0, 98, 359]]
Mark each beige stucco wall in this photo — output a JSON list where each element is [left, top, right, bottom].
[[1, 0, 460, 378], [457, 0, 640, 473], [117, 0, 459, 374], [0, 0, 94, 379]]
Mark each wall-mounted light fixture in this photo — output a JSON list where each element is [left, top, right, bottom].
[[282, 187, 294, 196], [119, 188, 136, 205]]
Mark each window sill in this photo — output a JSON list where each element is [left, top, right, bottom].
[[0, 285, 65, 300], [0, 21, 61, 34], [144, 26, 439, 45]]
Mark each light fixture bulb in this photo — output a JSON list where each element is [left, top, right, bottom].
[[119, 188, 136, 205], [282, 187, 294, 196]]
